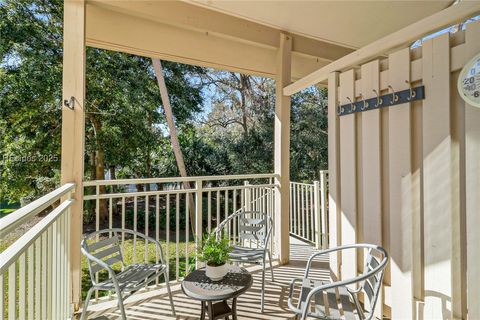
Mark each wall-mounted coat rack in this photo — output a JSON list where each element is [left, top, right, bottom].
[[337, 85, 425, 116]]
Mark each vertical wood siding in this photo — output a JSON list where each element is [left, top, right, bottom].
[[327, 20, 480, 319]]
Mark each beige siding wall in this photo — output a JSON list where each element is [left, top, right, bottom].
[[327, 20, 480, 319]]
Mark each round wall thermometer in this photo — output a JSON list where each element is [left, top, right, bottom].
[[458, 52, 480, 108]]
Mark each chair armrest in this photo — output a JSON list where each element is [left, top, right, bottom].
[[304, 243, 386, 278], [287, 277, 306, 313], [214, 213, 236, 238]]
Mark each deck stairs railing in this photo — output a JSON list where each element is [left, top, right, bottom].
[[289, 170, 328, 249]]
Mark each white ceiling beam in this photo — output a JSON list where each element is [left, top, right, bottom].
[[85, 4, 330, 80], [283, 1, 480, 96], [88, 0, 354, 61]]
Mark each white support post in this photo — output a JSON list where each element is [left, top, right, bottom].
[[61, 0, 85, 310], [319, 170, 328, 249], [195, 180, 203, 268], [275, 33, 292, 264]]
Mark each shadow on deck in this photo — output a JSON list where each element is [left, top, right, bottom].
[[85, 237, 330, 320]]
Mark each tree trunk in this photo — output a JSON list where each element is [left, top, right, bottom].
[[152, 59, 196, 236], [89, 114, 108, 222], [109, 166, 118, 215], [239, 74, 249, 136]]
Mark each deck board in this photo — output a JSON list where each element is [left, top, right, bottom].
[[85, 238, 329, 320]]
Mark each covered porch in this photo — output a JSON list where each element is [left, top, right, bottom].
[[1, 1, 480, 319], [84, 237, 327, 320]]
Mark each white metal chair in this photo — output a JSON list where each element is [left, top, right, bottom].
[[80, 228, 176, 320], [288, 244, 388, 320], [216, 210, 274, 312]]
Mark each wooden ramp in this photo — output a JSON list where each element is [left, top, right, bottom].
[[85, 237, 330, 320]]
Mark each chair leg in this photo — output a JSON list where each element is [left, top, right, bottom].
[[164, 271, 176, 316], [114, 286, 127, 320], [80, 287, 95, 320], [261, 259, 266, 313], [267, 250, 274, 282]]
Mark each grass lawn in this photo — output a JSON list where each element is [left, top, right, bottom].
[[0, 208, 17, 218], [0, 201, 20, 218]]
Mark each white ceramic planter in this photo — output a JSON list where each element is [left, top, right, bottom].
[[205, 263, 228, 281]]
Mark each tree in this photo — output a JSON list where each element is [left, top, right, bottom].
[[0, 0, 205, 211], [152, 58, 195, 231]]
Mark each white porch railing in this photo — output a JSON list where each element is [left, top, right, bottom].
[[289, 170, 328, 248], [83, 174, 276, 300], [0, 183, 75, 320]]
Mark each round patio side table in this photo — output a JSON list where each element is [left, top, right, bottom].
[[181, 265, 253, 320]]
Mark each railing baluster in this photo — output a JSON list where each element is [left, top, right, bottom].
[[240, 186, 245, 247], [59, 214, 65, 318], [41, 232, 47, 320], [155, 194, 160, 286], [109, 198, 113, 236], [95, 185, 100, 300], [195, 180, 203, 268], [207, 191, 212, 233], [305, 186, 310, 240], [52, 221, 58, 319], [175, 193, 180, 281], [121, 197, 126, 263], [8, 263, 16, 320], [310, 185, 315, 242], [225, 189, 229, 239], [145, 195, 149, 264], [216, 190, 220, 228], [0, 273, 4, 319], [289, 183, 293, 233], [35, 237, 40, 319], [19, 252, 26, 320], [166, 193, 170, 278], [185, 192, 189, 275], [303, 185, 307, 239], [233, 189, 237, 243], [47, 226, 53, 318], [107, 197, 112, 300], [27, 245, 34, 320], [133, 195, 138, 264]]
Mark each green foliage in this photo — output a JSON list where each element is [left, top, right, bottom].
[[0, 0, 328, 209], [197, 232, 232, 266], [0, 0, 205, 203]]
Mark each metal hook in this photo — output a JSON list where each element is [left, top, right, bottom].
[[359, 94, 368, 111], [388, 85, 399, 104], [63, 96, 75, 110], [347, 97, 356, 111], [405, 80, 416, 100], [373, 89, 382, 107]]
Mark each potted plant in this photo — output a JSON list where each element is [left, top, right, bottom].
[[197, 232, 232, 281]]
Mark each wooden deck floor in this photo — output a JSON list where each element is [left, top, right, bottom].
[[84, 237, 330, 320]]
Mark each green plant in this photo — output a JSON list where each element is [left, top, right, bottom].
[[197, 232, 232, 267]]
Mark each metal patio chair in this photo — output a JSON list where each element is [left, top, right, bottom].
[[80, 228, 176, 320], [216, 210, 274, 312], [288, 244, 388, 320]]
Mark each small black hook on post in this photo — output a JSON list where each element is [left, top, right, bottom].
[[64, 96, 75, 110]]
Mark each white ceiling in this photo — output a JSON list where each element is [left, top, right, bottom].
[[185, 0, 453, 48]]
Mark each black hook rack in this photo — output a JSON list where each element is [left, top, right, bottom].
[[337, 85, 425, 116]]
